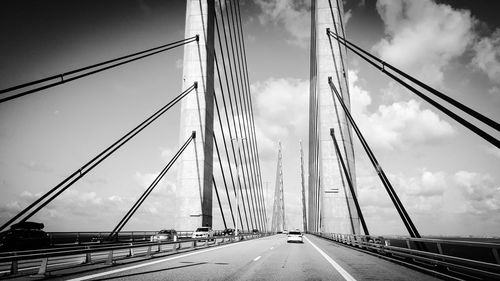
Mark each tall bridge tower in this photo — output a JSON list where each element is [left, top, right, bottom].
[[175, 0, 215, 230], [271, 142, 285, 233], [308, 0, 359, 234]]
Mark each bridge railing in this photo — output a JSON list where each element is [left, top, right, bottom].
[[45, 230, 233, 246], [313, 232, 500, 280], [0, 232, 270, 277]]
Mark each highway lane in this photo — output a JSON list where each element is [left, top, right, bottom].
[[42, 234, 443, 281]]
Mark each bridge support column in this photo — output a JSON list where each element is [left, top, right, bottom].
[[175, 0, 215, 230], [309, 0, 359, 234]]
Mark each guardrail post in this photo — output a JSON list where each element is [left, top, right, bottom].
[[37, 258, 49, 275], [173, 242, 178, 253], [436, 243, 443, 254], [205, 239, 208, 247], [85, 247, 92, 263], [128, 243, 134, 257], [406, 238, 412, 249], [10, 260, 18, 275], [192, 240, 196, 248], [76, 232, 80, 244], [492, 248, 500, 264], [146, 246, 152, 258], [105, 250, 114, 265]]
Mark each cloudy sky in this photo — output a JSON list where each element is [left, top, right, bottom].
[[0, 0, 499, 237]]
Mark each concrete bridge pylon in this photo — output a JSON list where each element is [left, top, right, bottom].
[[175, 0, 215, 231], [308, 0, 360, 234]]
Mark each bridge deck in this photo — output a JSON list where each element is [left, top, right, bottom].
[[9, 235, 442, 281]]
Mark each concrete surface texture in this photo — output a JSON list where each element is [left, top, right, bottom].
[[175, 0, 215, 231]]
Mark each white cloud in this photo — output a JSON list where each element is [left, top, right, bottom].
[[356, 167, 500, 235], [253, 0, 310, 48], [349, 70, 454, 150], [488, 86, 500, 96], [471, 29, 500, 85], [394, 170, 446, 197], [373, 0, 475, 85], [252, 77, 309, 157], [344, 10, 353, 24], [454, 171, 500, 215]]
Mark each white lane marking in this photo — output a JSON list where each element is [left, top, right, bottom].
[[270, 246, 274, 250], [253, 256, 261, 261], [304, 236, 357, 281], [68, 239, 256, 281]]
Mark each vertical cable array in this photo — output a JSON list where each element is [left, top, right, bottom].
[[308, 0, 320, 233], [211, 0, 267, 232]]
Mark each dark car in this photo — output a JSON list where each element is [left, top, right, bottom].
[[252, 229, 259, 234], [222, 228, 235, 236], [0, 221, 50, 251]]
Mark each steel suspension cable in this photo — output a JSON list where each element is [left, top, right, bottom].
[[212, 176, 228, 230], [233, 0, 266, 231], [329, 78, 420, 238], [326, 0, 357, 178], [0, 36, 198, 104], [223, 0, 258, 231], [214, 54, 243, 230], [310, 0, 321, 231], [227, 0, 261, 231], [234, 0, 267, 230], [108, 132, 195, 240], [215, 10, 249, 231], [0, 83, 197, 232], [216, 2, 251, 231], [335, 0, 350, 63], [212, 96, 237, 227], [330, 129, 369, 235], [327, 30, 500, 148], [335, 27, 499, 133]]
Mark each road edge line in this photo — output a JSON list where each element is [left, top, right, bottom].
[[66, 237, 262, 281], [304, 236, 357, 281]]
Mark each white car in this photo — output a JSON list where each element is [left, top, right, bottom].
[[192, 227, 214, 240], [287, 231, 303, 243]]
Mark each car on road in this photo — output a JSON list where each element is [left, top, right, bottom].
[[0, 221, 50, 251], [150, 229, 178, 242], [252, 228, 259, 234], [222, 228, 235, 236], [192, 227, 214, 240], [287, 231, 303, 243]]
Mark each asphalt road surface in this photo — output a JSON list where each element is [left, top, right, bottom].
[[36, 234, 442, 281]]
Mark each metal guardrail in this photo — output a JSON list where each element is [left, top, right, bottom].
[[0, 232, 268, 277], [45, 230, 195, 245], [45, 230, 250, 245], [313, 232, 500, 280]]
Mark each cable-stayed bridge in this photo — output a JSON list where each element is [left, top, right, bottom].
[[0, 0, 499, 280]]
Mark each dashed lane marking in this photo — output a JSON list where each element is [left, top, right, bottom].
[[253, 256, 261, 261]]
